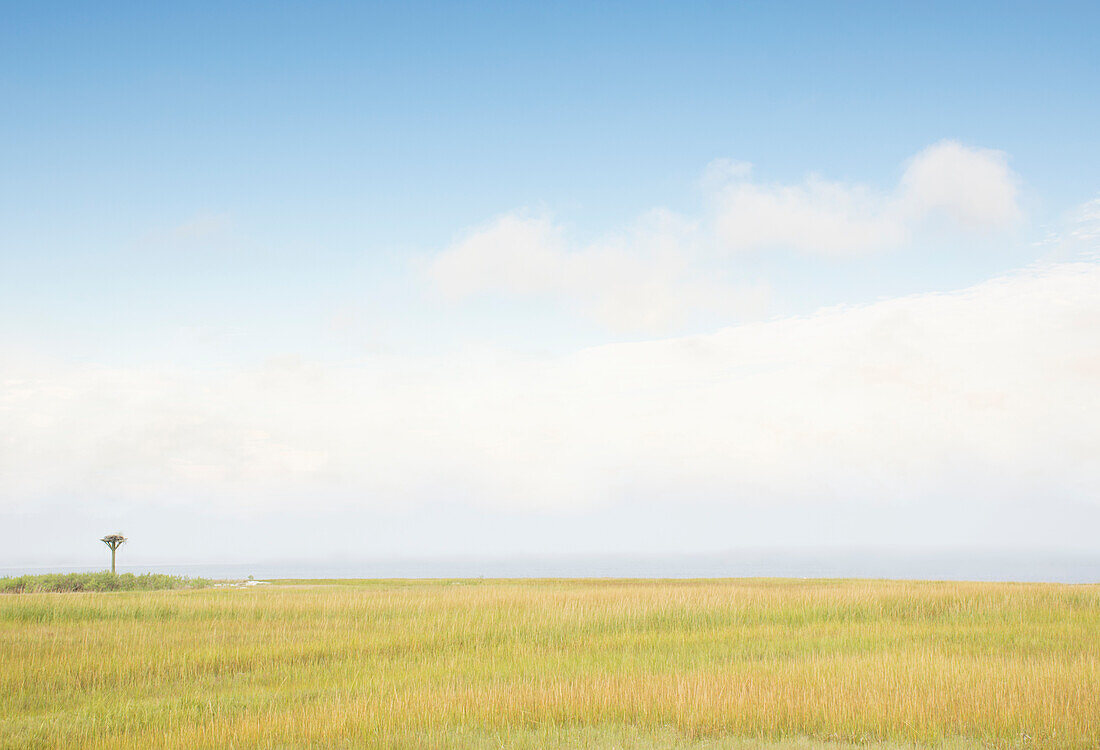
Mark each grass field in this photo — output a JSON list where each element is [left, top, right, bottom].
[[0, 572, 210, 593], [2, 578, 1098, 749]]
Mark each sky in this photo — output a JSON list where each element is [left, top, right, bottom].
[[2, 1, 1100, 569]]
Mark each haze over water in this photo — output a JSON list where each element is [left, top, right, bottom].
[[6, 549, 1099, 584]]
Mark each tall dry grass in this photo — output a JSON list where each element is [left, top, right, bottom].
[[1, 578, 1097, 749]]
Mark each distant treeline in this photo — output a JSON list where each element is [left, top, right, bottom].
[[0, 572, 211, 593]]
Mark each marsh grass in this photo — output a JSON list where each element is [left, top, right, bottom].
[[1, 578, 1097, 749], [0, 572, 210, 593]]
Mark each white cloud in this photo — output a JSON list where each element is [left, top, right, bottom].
[[166, 213, 232, 241], [1037, 196, 1100, 252], [899, 141, 1021, 229], [1068, 198, 1100, 245], [429, 210, 768, 332], [426, 142, 1024, 330], [429, 213, 568, 299], [3, 260, 1098, 515], [714, 140, 1022, 255], [714, 175, 906, 255]]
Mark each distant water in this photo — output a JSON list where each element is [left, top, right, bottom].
[[3, 549, 1099, 583]]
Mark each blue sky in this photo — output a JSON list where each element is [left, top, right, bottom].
[[2, 2, 1099, 567]]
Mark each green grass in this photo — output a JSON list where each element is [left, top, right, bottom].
[[0, 571, 211, 593], [1, 578, 1097, 749]]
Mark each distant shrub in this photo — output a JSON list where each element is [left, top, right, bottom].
[[0, 572, 210, 593]]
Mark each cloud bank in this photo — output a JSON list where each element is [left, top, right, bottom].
[[3, 260, 1097, 515], [429, 210, 768, 332], [428, 141, 1023, 330], [715, 140, 1021, 254]]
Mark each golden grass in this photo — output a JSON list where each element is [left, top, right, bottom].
[[1, 578, 1097, 749]]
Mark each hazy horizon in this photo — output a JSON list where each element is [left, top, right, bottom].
[[7, 546, 1100, 585]]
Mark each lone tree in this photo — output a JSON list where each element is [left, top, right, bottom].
[[100, 534, 126, 574]]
